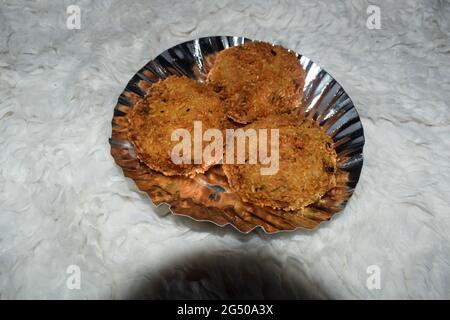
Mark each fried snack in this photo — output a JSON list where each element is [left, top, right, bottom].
[[208, 41, 304, 124], [127, 76, 227, 177], [223, 115, 337, 210]]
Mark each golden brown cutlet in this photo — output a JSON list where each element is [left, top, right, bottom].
[[223, 115, 337, 211], [208, 41, 304, 124], [127, 75, 227, 177]]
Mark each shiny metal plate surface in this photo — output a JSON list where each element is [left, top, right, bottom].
[[110, 36, 365, 233]]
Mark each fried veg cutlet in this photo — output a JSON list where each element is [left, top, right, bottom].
[[127, 76, 227, 177], [223, 115, 337, 211], [208, 41, 304, 124]]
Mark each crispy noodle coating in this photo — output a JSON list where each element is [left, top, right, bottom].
[[127, 76, 227, 177], [223, 115, 337, 210], [208, 41, 305, 124]]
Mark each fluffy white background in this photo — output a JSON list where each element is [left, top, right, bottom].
[[0, 0, 449, 299]]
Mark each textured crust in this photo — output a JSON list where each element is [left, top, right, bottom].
[[208, 41, 305, 124], [127, 76, 227, 177], [223, 115, 337, 211]]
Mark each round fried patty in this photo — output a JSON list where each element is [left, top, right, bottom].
[[208, 41, 304, 124], [127, 76, 227, 177], [223, 115, 337, 210]]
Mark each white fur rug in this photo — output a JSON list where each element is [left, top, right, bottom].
[[0, 0, 449, 299]]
